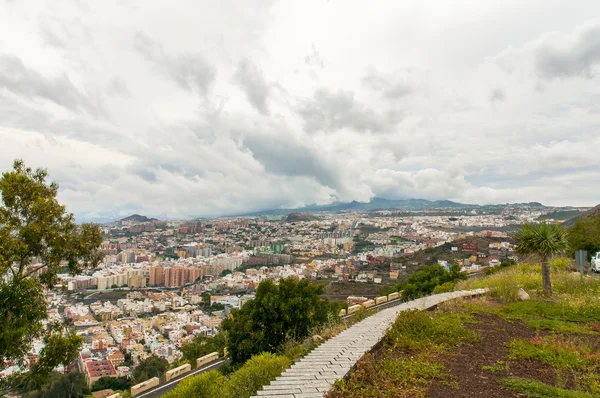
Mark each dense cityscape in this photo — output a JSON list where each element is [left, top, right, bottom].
[[1, 202, 589, 394]]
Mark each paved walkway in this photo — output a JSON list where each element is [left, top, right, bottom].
[[251, 289, 487, 398]]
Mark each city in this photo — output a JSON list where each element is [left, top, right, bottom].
[[2, 0, 600, 397]]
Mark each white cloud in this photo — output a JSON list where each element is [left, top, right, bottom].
[[1, 0, 600, 221]]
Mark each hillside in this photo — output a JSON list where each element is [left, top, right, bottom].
[[120, 214, 157, 223], [562, 204, 600, 227], [284, 212, 319, 222], [329, 262, 600, 397]]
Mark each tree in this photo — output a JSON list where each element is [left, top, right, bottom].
[[0, 160, 102, 387], [91, 376, 131, 392], [132, 355, 169, 383], [393, 264, 467, 301], [568, 213, 600, 256], [22, 371, 89, 398], [221, 278, 340, 363], [515, 222, 569, 296], [181, 333, 226, 368]]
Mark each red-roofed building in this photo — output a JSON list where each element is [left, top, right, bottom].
[[83, 358, 117, 386]]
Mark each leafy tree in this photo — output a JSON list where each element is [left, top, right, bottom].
[[222, 278, 340, 363], [132, 355, 169, 383], [568, 213, 600, 256], [0, 160, 102, 387], [515, 222, 569, 296], [27, 322, 84, 389], [22, 371, 89, 398], [181, 333, 226, 368], [91, 376, 131, 392]]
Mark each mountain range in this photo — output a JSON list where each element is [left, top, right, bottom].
[[241, 197, 546, 216]]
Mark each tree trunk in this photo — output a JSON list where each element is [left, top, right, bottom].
[[541, 254, 552, 296]]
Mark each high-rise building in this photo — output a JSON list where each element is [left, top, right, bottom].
[[164, 267, 185, 288], [149, 266, 165, 286]]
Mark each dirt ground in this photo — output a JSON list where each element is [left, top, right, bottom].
[[427, 313, 557, 397]]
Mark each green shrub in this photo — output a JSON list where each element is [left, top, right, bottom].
[[161, 370, 226, 398], [226, 353, 291, 398]]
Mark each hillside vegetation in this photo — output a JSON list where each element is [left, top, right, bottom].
[[328, 261, 600, 398]]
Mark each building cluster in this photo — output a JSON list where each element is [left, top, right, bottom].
[[2, 204, 559, 386]]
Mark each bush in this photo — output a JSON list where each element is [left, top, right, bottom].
[[161, 370, 226, 398], [226, 353, 291, 398], [162, 353, 290, 398]]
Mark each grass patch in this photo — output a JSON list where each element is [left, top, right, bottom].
[[502, 377, 600, 398], [509, 336, 598, 370], [503, 300, 600, 323], [525, 319, 596, 334], [482, 360, 509, 373], [328, 308, 477, 397], [384, 310, 478, 353], [329, 354, 443, 398], [457, 261, 600, 302]]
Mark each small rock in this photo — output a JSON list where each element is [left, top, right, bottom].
[[517, 288, 530, 301]]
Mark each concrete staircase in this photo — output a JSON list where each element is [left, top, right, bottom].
[[251, 289, 488, 398]]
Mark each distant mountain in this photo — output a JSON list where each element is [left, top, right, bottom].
[[562, 204, 600, 227], [120, 214, 157, 223], [240, 198, 552, 217], [242, 197, 474, 216], [285, 213, 319, 222]]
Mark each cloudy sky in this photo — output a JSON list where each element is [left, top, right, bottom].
[[1, 0, 600, 220]]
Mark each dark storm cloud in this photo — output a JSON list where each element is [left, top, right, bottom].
[[298, 88, 398, 134], [233, 58, 270, 115], [242, 132, 339, 189], [0, 53, 103, 115], [134, 31, 216, 96], [362, 68, 412, 99], [535, 22, 600, 79]]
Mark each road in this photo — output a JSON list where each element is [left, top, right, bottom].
[[135, 359, 229, 398]]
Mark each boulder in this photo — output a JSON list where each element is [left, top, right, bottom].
[[517, 288, 530, 301]]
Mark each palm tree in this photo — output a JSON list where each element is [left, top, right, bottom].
[[515, 222, 569, 296]]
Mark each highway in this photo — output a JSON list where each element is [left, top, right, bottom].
[[135, 358, 229, 398]]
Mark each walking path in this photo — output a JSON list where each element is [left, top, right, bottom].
[[251, 289, 488, 398]]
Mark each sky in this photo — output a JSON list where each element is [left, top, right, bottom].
[[1, 0, 600, 221]]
